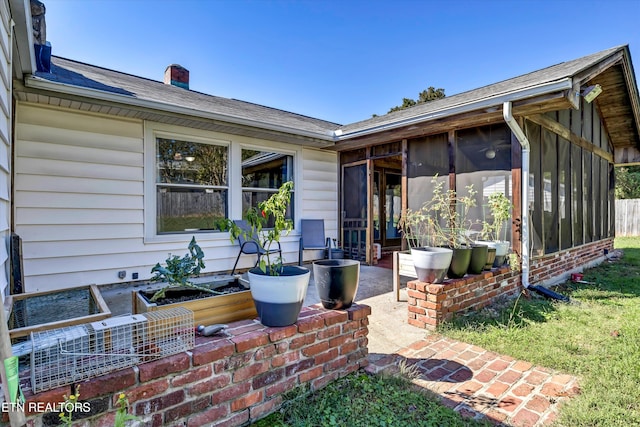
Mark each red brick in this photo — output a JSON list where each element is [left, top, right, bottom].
[[252, 368, 285, 389], [231, 390, 263, 412], [231, 331, 269, 353], [498, 369, 523, 383], [525, 371, 547, 386], [275, 342, 289, 353], [312, 371, 338, 390], [299, 366, 323, 383], [485, 381, 510, 398], [541, 382, 563, 397], [138, 353, 190, 382], [172, 365, 213, 387], [212, 410, 249, 427], [289, 333, 316, 350], [135, 389, 185, 415], [193, 340, 235, 366], [188, 375, 231, 396], [317, 325, 341, 340], [226, 321, 264, 336], [550, 374, 573, 386], [325, 356, 348, 371], [271, 351, 300, 368], [266, 377, 297, 398], [322, 310, 348, 325], [25, 385, 69, 408], [457, 380, 483, 394], [267, 325, 298, 342], [340, 340, 358, 355], [486, 359, 510, 372], [407, 289, 427, 300], [341, 320, 360, 332], [408, 305, 427, 315], [79, 368, 136, 400], [254, 344, 277, 360], [328, 334, 348, 348], [296, 316, 325, 332], [285, 359, 314, 376], [314, 348, 339, 366], [512, 383, 535, 397], [164, 396, 210, 423], [497, 396, 522, 413], [512, 408, 541, 427], [302, 341, 329, 357], [512, 361, 533, 372], [125, 379, 170, 403], [525, 395, 550, 413], [187, 405, 229, 427], [249, 395, 283, 420], [233, 361, 269, 382], [211, 383, 251, 405], [347, 304, 371, 320]]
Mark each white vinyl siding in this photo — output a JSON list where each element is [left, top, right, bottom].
[[15, 105, 338, 292], [0, 0, 11, 297]]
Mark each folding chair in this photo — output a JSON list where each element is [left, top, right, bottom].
[[230, 220, 282, 275], [298, 219, 331, 266]]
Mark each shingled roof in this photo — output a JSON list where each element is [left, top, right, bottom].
[[30, 56, 341, 142], [336, 45, 639, 148]]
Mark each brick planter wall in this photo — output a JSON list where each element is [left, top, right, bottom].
[[408, 238, 614, 330], [17, 304, 371, 427]]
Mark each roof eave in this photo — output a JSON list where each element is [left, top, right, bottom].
[[24, 75, 336, 144], [334, 78, 574, 141]]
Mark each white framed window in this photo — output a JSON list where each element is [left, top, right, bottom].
[[241, 148, 295, 225], [144, 123, 231, 240], [156, 137, 229, 234]]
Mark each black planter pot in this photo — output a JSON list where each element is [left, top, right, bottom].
[[447, 247, 472, 279], [312, 259, 360, 309], [468, 244, 488, 275], [484, 247, 497, 270], [248, 265, 310, 327]]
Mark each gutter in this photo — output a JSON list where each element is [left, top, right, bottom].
[[24, 76, 337, 143], [503, 102, 570, 302], [335, 78, 573, 140], [502, 101, 530, 288]]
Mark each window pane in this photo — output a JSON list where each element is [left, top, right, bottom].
[[407, 134, 449, 210], [543, 129, 558, 254], [157, 187, 228, 233], [456, 124, 512, 242], [242, 190, 293, 227], [242, 150, 293, 189], [559, 137, 571, 250], [571, 144, 583, 246], [157, 138, 228, 185]]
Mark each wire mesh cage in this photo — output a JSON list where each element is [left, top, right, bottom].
[[27, 307, 194, 393]]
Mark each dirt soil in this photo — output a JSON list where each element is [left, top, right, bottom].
[[141, 283, 248, 306]]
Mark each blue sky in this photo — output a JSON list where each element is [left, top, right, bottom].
[[45, 0, 639, 125]]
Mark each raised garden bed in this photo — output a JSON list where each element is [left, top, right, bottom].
[[132, 276, 257, 326], [5, 284, 111, 340]]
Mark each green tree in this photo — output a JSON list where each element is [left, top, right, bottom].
[[387, 86, 446, 114], [615, 166, 640, 199]]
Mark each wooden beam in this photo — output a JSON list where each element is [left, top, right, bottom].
[[614, 146, 640, 165], [527, 114, 614, 162], [401, 139, 408, 251]]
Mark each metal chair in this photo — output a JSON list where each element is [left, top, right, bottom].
[[230, 220, 282, 275], [298, 219, 331, 266]]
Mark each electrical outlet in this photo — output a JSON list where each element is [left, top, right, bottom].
[[132, 272, 139, 280], [118, 270, 126, 279]]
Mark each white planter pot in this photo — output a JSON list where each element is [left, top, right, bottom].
[[410, 247, 453, 283], [248, 266, 310, 327]]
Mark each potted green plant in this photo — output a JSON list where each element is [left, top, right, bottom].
[[133, 237, 257, 325], [398, 178, 453, 284], [477, 192, 513, 267], [229, 181, 310, 327]]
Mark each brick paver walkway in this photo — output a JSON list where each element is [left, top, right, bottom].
[[366, 335, 580, 427]]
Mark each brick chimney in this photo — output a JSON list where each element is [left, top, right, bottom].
[[164, 64, 189, 90]]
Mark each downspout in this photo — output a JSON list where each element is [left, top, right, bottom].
[[503, 102, 530, 288]]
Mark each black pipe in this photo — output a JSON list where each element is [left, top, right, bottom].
[[529, 285, 570, 302]]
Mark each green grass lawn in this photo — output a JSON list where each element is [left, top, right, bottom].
[[440, 236, 640, 426], [252, 237, 640, 426]]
